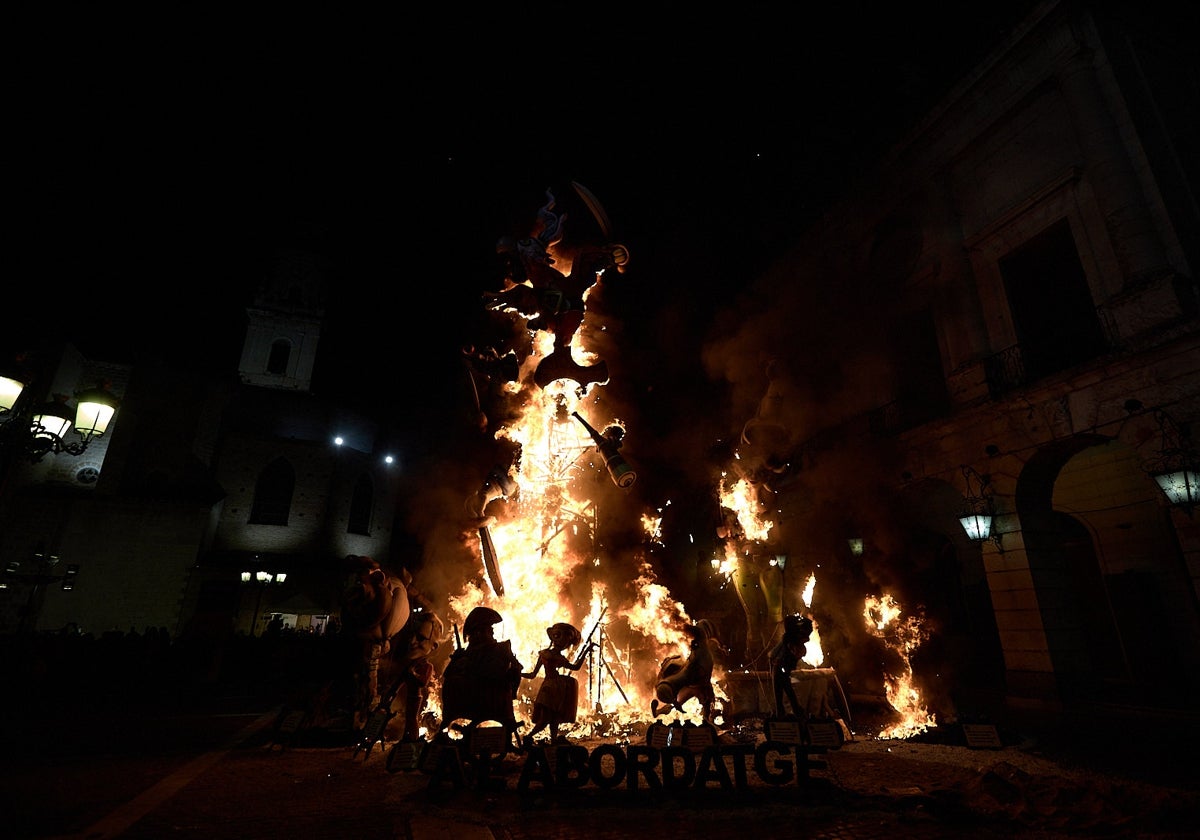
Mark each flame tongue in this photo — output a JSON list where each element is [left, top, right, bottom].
[[864, 593, 935, 739]]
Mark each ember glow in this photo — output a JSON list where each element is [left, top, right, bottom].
[[641, 512, 664, 547]]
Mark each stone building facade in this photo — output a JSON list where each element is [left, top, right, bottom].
[[744, 1, 1198, 721], [0, 251, 402, 638]]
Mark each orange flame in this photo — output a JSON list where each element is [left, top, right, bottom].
[[864, 593, 935, 738], [718, 474, 774, 542], [443, 315, 711, 735], [799, 572, 824, 667]]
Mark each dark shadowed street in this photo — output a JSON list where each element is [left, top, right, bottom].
[[2, 632, 1197, 840]]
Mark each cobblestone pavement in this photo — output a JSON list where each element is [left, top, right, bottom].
[[17, 707, 1197, 840]]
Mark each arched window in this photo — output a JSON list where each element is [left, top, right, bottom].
[[267, 339, 292, 375], [348, 473, 373, 535], [249, 457, 294, 525]]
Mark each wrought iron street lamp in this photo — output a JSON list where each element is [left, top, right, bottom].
[[1123, 400, 1199, 516], [1147, 410, 1198, 516], [1, 359, 119, 462], [1, 546, 74, 634]]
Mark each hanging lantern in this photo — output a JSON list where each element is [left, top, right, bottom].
[[959, 465, 1004, 550]]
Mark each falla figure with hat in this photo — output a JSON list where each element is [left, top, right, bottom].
[[521, 622, 595, 747], [439, 606, 524, 748]]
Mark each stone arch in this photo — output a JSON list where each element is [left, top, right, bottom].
[[1016, 434, 1199, 709], [1015, 434, 1112, 704], [899, 477, 1007, 721]]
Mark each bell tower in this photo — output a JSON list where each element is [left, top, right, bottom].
[[238, 249, 326, 392]]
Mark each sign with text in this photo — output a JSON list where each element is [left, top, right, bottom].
[[962, 724, 1003, 748]]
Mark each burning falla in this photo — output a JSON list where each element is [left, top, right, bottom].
[[429, 184, 933, 745], [450, 183, 713, 739]]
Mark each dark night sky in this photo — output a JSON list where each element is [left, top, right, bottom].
[[11, 5, 1039, 447]]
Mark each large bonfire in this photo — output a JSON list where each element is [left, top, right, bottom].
[[419, 184, 934, 742]]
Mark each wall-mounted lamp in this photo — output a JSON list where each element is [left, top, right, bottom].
[[1144, 405, 1198, 516], [1124, 400, 1199, 516], [958, 465, 1003, 551], [1, 359, 119, 462]]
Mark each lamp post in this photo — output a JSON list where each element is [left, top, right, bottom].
[[1, 545, 70, 634], [242, 570, 288, 636], [0, 354, 116, 634]]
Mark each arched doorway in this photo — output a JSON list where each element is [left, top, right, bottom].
[[907, 528, 1007, 721], [1020, 439, 1199, 710], [898, 479, 1007, 722]]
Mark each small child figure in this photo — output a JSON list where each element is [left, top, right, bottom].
[[769, 614, 813, 719], [521, 622, 594, 746]]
